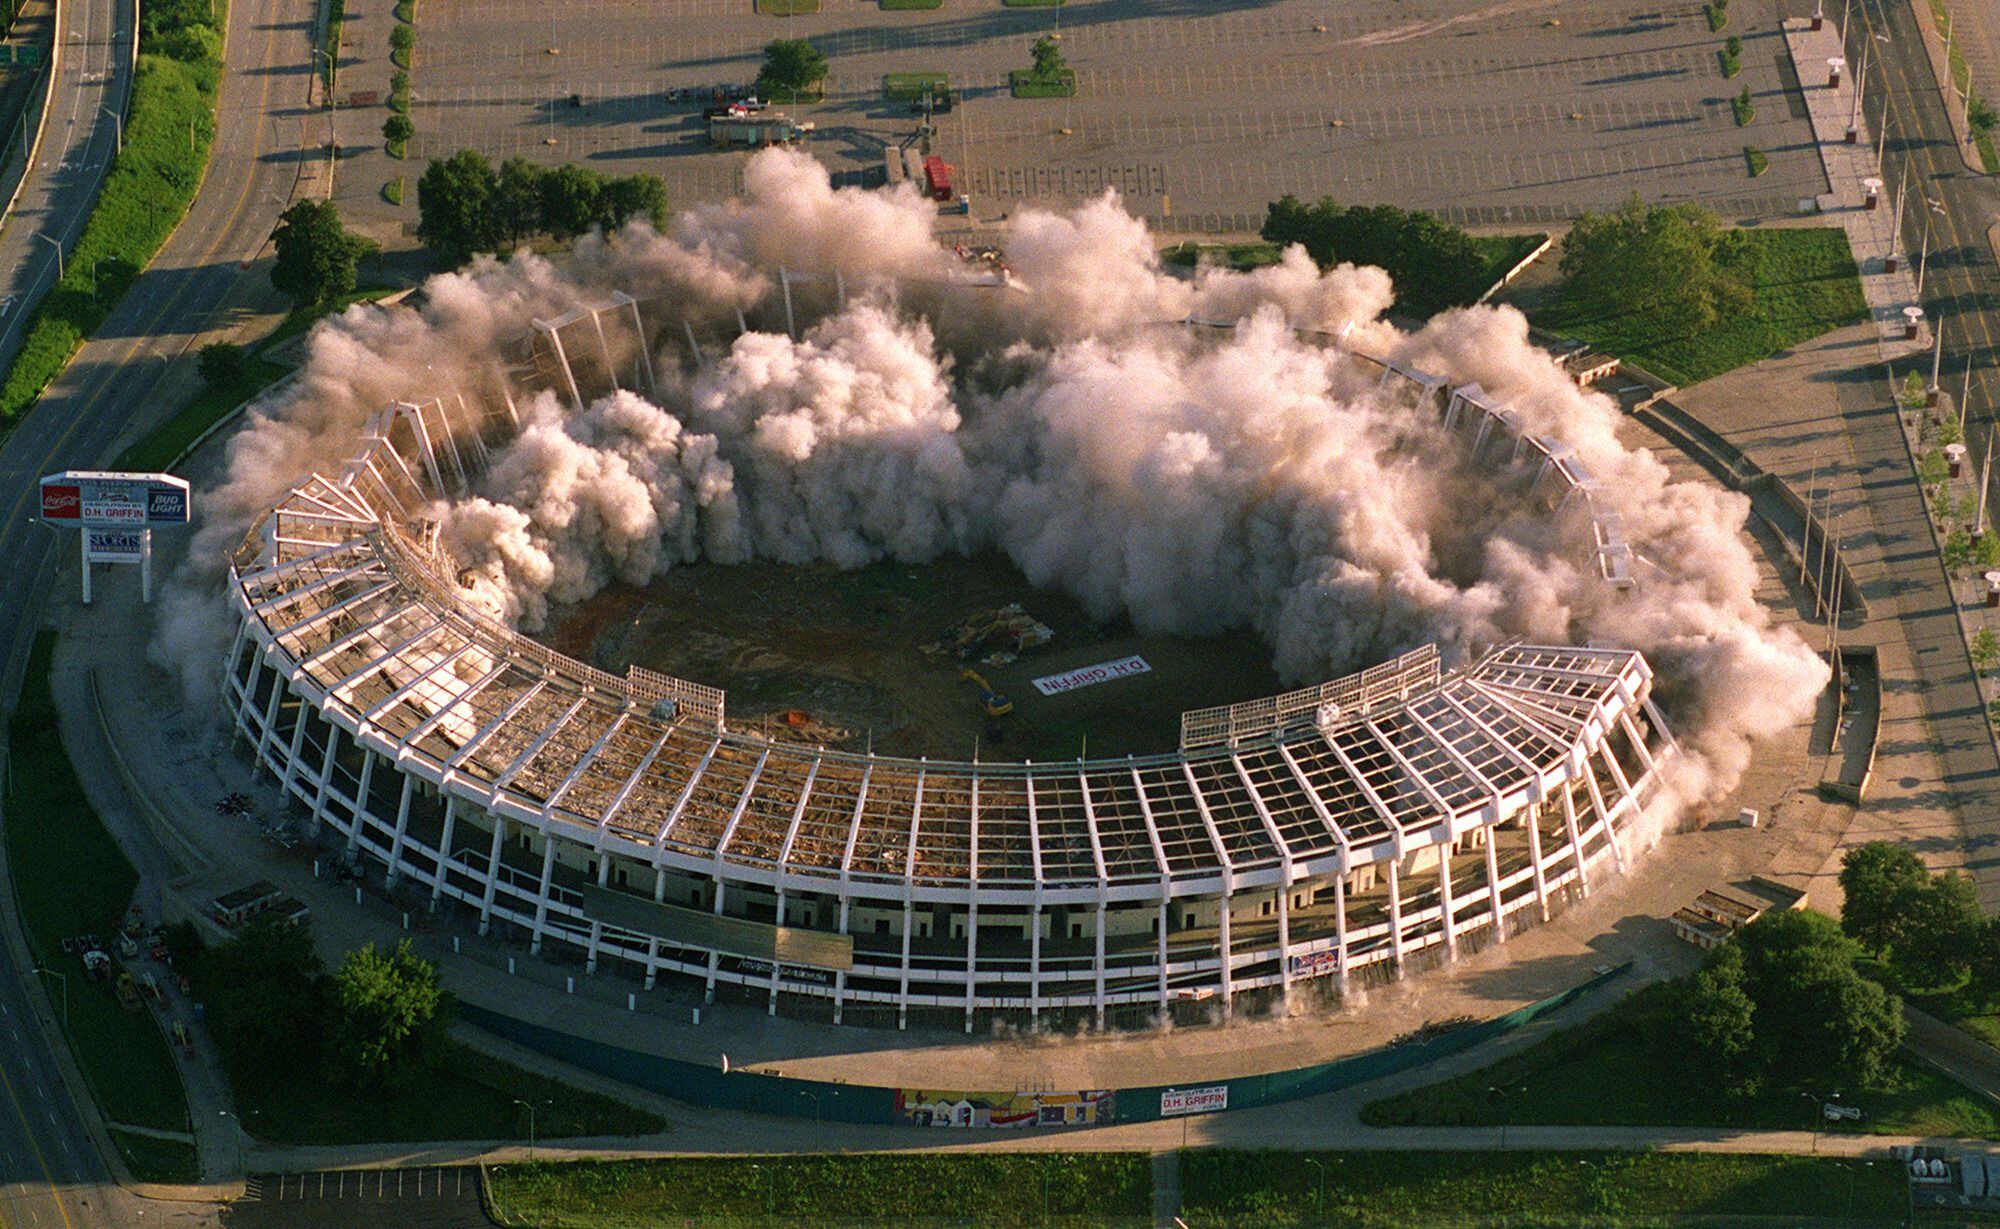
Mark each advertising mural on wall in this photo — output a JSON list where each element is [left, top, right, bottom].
[[895, 1087, 1114, 1128]]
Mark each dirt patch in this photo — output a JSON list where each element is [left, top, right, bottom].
[[548, 551, 1283, 762]]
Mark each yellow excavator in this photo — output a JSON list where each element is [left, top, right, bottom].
[[959, 669, 1014, 718]]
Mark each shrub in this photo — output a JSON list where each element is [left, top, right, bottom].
[[197, 341, 245, 388]]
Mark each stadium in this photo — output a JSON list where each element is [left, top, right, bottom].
[[216, 277, 1681, 1034]]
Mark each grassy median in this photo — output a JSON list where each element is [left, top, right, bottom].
[[1362, 981, 2000, 1140], [1180, 1150, 1908, 1227], [0, 0, 229, 426], [1535, 226, 1866, 386], [1, 632, 192, 1167], [486, 1154, 1153, 1228]]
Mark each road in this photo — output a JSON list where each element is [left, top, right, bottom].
[[0, 0, 316, 1219], [1848, 0, 2000, 908], [0, 0, 131, 377]]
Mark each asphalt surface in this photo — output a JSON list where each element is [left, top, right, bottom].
[[1847, 0, 2000, 908], [0, 0, 315, 1220], [0, 0, 130, 377]]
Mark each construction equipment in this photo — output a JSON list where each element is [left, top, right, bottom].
[[943, 604, 1054, 661], [960, 669, 1014, 718]]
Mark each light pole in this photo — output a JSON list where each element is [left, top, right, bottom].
[[36, 231, 60, 280], [218, 1109, 248, 1176], [799, 1089, 821, 1127], [32, 966, 66, 1028], [513, 1098, 541, 1159], [1303, 1157, 1325, 1221], [101, 105, 121, 155]]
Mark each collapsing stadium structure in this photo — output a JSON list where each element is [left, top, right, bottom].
[[221, 289, 1678, 1032]]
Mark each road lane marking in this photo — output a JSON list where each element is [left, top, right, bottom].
[[0, 1061, 70, 1229]]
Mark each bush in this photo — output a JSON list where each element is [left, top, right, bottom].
[[419, 149, 666, 263], [197, 341, 245, 388], [1733, 85, 1755, 126], [0, 0, 225, 424], [1261, 195, 1494, 316]]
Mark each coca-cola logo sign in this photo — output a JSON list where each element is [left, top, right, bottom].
[[40, 484, 80, 519]]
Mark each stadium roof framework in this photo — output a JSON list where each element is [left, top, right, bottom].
[[221, 292, 1678, 1031]]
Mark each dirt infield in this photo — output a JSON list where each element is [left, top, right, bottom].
[[543, 551, 1280, 763]]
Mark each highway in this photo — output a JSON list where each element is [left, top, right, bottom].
[[0, 0, 131, 378], [1849, 0, 2000, 908], [0, 0, 315, 1219]]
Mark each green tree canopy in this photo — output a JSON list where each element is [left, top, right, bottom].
[[1735, 910, 1903, 1089], [383, 112, 415, 145], [195, 917, 323, 1073], [1557, 194, 1751, 338], [1838, 842, 1928, 955], [417, 149, 503, 265], [758, 38, 827, 99], [1260, 194, 1486, 315], [324, 940, 451, 1091], [1892, 873, 1983, 988], [599, 173, 668, 233], [538, 163, 602, 240], [270, 199, 373, 310], [197, 341, 245, 389], [496, 157, 545, 244], [1681, 943, 1758, 1096], [1030, 35, 1068, 81]]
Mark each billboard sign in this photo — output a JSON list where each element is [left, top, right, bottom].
[[85, 530, 145, 563], [1288, 949, 1340, 980], [1031, 655, 1152, 697], [1160, 1085, 1228, 1117], [38, 471, 190, 527]]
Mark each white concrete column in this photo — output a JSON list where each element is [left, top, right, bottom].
[[770, 887, 788, 1017], [586, 919, 602, 974], [528, 834, 559, 955], [653, 866, 668, 903], [1028, 895, 1043, 1022], [478, 814, 508, 936], [1217, 893, 1234, 1017], [1527, 806, 1551, 921], [1436, 842, 1459, 961], [431, 796, 459, 906], [383, 776, 416, 885], [1559, 783, 1590, 897], [1092, 900, 1108, 1030], [1386, 857, 1406, 975], [348, 752, 376, 855], [1276, 882, 1293, 1005], [1155, 899, 1170, 1022], [963, 899, 979, 1033], [644, 936, 659, 990], [703, 878, 726, 1003], [832, 890, 851, 1026], [1334, 867, 1350, 994], [1482, 825, 1505, 943], [310, 722, 343, 831], [897, 898, 914, 1030], [278, 697, 313, 797]]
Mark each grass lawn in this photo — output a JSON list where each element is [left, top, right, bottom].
[[2, 633, 190, 1136], [1362, 982, 2000, 1140], [1002, 0, 1064, 6], [1010, 69, 1076, 99], [1745, 145, 1769, 177], [881, 0, 941, 8], [486, 1154, 1152, 1228], [113, 355, 285, 472], [1861, 956, 2000, 1055], [229, 1036, 661, 1145], [1533, 226, 1866, 386], [883, 71, 947, 100], [756, 0, 820, 13], [111, 1129, 200, 1184], [1181, 1150, 1907, 1228]]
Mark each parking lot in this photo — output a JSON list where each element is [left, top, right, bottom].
[[401, 0, 1828, 232]]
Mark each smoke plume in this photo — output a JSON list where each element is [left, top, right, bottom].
[[159, 148, 1826, 816]]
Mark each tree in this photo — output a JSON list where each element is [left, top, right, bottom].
[[757, 38, 826, 100], [194, 917, 323, 1073], [417, 149, 503, 265], [495, 157, 545, 245], [324, 940, 451, 1090], [600, 173, 668, 232], [1259, 194, 1487, 315], [270, 199, 372, 310], [1971, 914, 2000, 999], [1970, 95, 1997, 139], [197, 342, 246, 390], [1558, 194, 1751, 338], [383, 112, 415, 147], [1735, 910, 1903, 1088], [1973, 627, 2000, 672], [1030, 35, 1068, 81], [1838, 842, 1929, 955], [1682, 943, 1758, 1095], [1892, 872, 1983, 987], [538, 163, 602, 240]]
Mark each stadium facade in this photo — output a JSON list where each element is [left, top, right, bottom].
[[221, 296, 1677, 1031]]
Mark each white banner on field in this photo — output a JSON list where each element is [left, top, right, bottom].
[[1032, 655, 1152, 697]]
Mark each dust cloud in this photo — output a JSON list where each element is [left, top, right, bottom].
[[158, 148, 1825, 816]]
